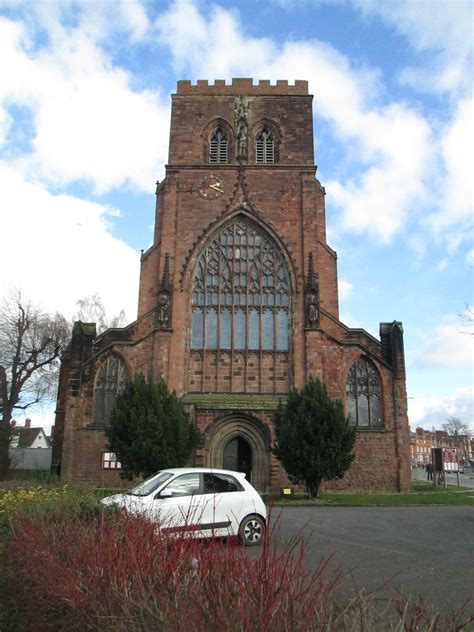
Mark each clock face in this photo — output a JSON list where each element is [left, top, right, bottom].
[[198, 175, 225, 199]]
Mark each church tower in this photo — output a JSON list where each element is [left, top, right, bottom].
[[53, 79, 411, 492]]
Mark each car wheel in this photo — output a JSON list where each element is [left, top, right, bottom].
[[239, 514, 265, 546]]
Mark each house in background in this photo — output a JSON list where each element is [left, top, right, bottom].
[[10, 418, 52, 471], [410, 427, 473, 468]]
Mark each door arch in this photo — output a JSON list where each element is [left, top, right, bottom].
[[223, 436, 253, 482], [204, 414, 271, 492]]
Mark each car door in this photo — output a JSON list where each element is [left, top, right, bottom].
[[149, 472, 203, 532], [200, 472, 246, 537]]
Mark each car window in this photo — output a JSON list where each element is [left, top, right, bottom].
[[162, 473, 201, 497], [129, 471, 174, 496], [203, 473, 243, 494]]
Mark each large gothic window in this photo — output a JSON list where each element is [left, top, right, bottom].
[[256, 129, 275, 164], [191, 217, 290, 352], [346, 358, 382, 427], [93, 355, 127, 425], [209, 127, 228, 164]]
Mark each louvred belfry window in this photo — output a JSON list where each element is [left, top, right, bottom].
[[93, 356, 127, 425], [191, 217, 290, 352], [256, 129, 275, 164], [346, 358, 383, 427], [209, 128, 228, 164]]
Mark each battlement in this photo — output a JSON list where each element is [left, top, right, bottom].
[[176, 78, 309, 96]]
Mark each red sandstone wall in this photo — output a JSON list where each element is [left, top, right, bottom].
[[56, 80, 410, 493]]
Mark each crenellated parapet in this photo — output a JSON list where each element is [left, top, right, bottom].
[[176, 78, 309, 96]]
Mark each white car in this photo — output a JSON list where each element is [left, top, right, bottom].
[[101, 468, 267, 546]]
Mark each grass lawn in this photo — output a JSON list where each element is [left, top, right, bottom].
[[265, 481, 474, 507], [3, 473, 474, 508]]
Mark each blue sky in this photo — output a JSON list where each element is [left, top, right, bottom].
[[0, 0, 472, 432]]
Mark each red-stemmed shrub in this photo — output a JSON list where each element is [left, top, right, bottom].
[[5, 502, 473, 631], [6, 506, 341, 631]]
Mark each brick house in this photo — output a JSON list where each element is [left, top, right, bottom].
[[411, 427, 473, 468], [52, 79, 411, 492]]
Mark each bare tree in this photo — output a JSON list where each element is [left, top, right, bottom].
[[459, 304, 474, 335], [0, 291, 69, 477], [442, 417, 471, 437], [74, 293, 126, 334]]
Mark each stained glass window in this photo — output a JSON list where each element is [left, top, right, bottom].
[[346, 358, 382, 427], [93, 356, 127, 425], [191, 217, 290, 351]]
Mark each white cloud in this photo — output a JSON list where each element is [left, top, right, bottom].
[[326, 104, 431, 241], [157, 0, 472, 249], [427, 97, 474, 239], [416, 316, 474, 369], [110, 0, 151, 42], [157, 1, 433, 243], [408, 386, 474, 431], [13, 0, 152, 46], [156, 0, 276, 77], [354, 0, 473, 96], [2, 0, 468, 251], [0, 163, 139, 322], [339, 279, 353, 300], [0, 12, 169, 193]]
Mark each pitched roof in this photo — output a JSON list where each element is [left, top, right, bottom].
[[15, 428, 50, 448]]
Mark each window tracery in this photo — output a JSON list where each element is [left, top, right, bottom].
[[256, 129, 275, 164], [209, 127, 228, 164], [191, 216, 290, 352], [346, 358, 382, 427], [92, 355, 127, 425]]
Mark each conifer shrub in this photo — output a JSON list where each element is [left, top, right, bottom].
[[106, 373, 200, 479], [274, 376, 356, 498]]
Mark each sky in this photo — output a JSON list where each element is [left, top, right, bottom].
[[0, 0, 472, 433]]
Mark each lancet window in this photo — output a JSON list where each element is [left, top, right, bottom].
[[191, 217, 290, 352], [209, 127, 228, 164], [92, 355, 127, 425], [346, 358, 383, 427], [256, 129, 275, 164]]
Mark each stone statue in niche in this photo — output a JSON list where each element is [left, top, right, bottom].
[[158, 293, 170, 327], [235, 96, 250, 161], [305, 290, 319, 326], [237, 122, 248, 160], [234, 96, 250, 122]]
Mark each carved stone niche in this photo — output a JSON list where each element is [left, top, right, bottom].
[[157, 290, 171, 328], [234, 96, 250, 162], [305, 289, 319, 327], [157, 254, 172, 329], [236, 120, 248, 161], [304, 253, 320, 328]]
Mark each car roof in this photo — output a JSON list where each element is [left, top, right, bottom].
[[159, 468, 246, 478]]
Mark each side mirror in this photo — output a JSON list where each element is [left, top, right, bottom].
[[155, 488, 173, 499]]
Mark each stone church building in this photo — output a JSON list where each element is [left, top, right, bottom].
[[53, 79, 411, 492]]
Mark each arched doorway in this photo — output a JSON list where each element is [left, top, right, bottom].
[[205, 414, 271, 492], [223, 437, 253, 482]]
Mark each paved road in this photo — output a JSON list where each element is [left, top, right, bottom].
[[267, 506, 474, 614]]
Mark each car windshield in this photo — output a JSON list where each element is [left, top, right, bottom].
[[128, 471, 174, 496]]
